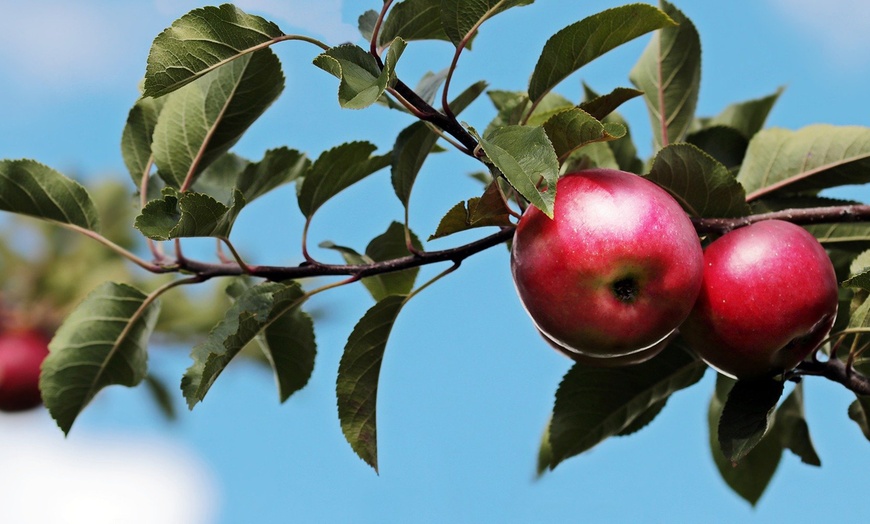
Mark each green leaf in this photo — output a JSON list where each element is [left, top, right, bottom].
[[542, 107, 626, 162], [615, 397, 668, 437], [358, 10, 378, 42], [529, 4, 676, 104], [182, 281, 307, 408], [192, 152, 249, 204], [646, 143, 751, 218], [40, 282, 161, 434], [717, 377, 785, 464], [322, 222, 424, 301], [237, 147, 309, 204], [475, 125, 559, 218], [848, 395, 870, 441], [261, 305, 316, 403], [297, 142, 390, 219], [536, 419, 553, 477], [705, 87, 784, 139], [808, 223, 870, 252], [685, 126, 749, 170], [152, 49, 284, 189], [143, 4, 285, 98], [337, 294, 407, 472], [842, 257, 870, 291], [380, 0, 456, 46], [121, 96, 166, 187], [440, 0, 533, 48], [561, 141, 620, 173], [392, 81, 488, 207], [0, 159, 100, 231], [314, 40, 406, 110], [708, 375, 783, 506], [484, 91, 573, 136], [737, 125, 870, 201], [429, 180, 514, 240], [144, 375, 178, 421], [579, 86, 644, 121], [545, 341, 705, 470], [629, 1, 701, 150], [774, 383, 821, 466], [135, 189, 245, 240]]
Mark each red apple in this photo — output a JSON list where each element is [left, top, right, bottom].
[[538, 328, 668, 367], [680, 220, 839, 379], [511, 168, 704, 359], [0, 329, 50, 412]]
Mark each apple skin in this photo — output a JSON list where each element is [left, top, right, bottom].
[[511, 168, 704, 358], [679, 219, 839, 380], [0, 329, 50, 412], [538, 328, 668, 367]]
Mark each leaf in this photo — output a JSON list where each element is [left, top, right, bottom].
[[135, 189, 245, 240], [542, 107, 626, 162], [181, 281, 307, 408], [337, 294, 407, 472], [708, 375, 783, 506], [774, 383, 821, 466], [314, 40, 406, 110], [629, 1, 701, 150], [429, 180, 514, 240], [706, 87, 784, 139], [297, 142, 391, 219], [615, 397, 668, 437], [0, 159, 100, 231], [358, 10, 378, 42], [717, 377, 785, 464], [536, 419, 554, 477], [143, 4, 285, 98], [192, 152, 250, 204], [144, 375, 177, 421], [321, 222, 424, 301], [391, 80, 488, 207], [121, 96, 165, 186], [646, 143, 751, 218], [40, 282, 161, 434], [529, 4, 676, 104], [737, 125, 870, 201], [152, 49, 284, 189], [842, 261, 870, 291], [484, 91, 573, 136], [545, 341, 706, 470], [561, 141, 620, 173], [440, 0, 533, 48], [579, 86, 644, 121], [475, 125, 559, 218], [685, 126, 749, 170], [261, 305, 316, 403], [848, 395, 870, 441], [236, 147, 309, 204], [380, 0, 456, 46]]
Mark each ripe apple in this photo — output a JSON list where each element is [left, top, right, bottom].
[[0, 329, 50, 412], [680, 220, 839, 379], [511, 168, 704, 359], [538, 328, 668, 367]]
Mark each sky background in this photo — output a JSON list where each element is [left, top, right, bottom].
[[1, 1, 870, 523]]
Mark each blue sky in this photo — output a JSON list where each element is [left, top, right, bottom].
[[1, 1, 870, 523]]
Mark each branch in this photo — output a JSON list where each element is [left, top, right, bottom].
[[693, 204, 870, 234], [794, 358, 870, 396]]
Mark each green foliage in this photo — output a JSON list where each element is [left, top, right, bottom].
[[314, 40, 406, 109]]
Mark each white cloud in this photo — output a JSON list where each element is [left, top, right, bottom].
[[768, 0, 870, 66], [0, 412, 219, 524]]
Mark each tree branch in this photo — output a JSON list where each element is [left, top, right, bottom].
[[794, 358, 870, 396], [693, 204, 870, 234]]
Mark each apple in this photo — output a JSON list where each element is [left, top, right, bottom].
[[0, 329, 50, 412], [511, 168, 704, 359], [538, 328, 668, 367], [680, 219, 839, 379]]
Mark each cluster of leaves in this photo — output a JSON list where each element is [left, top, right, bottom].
[[2, 0, 870, 506]]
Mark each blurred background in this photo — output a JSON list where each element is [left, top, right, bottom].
[[1, 1, 869, 522]]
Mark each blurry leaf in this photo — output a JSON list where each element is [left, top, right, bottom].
[[529, 4, 675, 104], [646, 143, 750, 218], [579, 86, 644, 121], [358, 10, 378, 42], [441, 0, 533, 48], [629, 1, 701, 150], [237, 147, 309, 203], [709, 375, 782, 506], [314, 40, 406, 110], [807, 223, 870, 252], [182, 281, 307, 408], [380, 0, 456, 46], [848, 395, 870, 441], [121, 96, 166, 186], [392, 81, 488, 207], [0, 160, 101, 231], [144, 4, 285, 97], [192, 152, 249, 204], [429, 180, 514, 240], [718, 377, 785, 464], [542, 107, 626, 162], [545, 341, 705, 470], [337, 294, 407, 472], [414, 69, 450, 106], [615, 397, 668, 437], [475, 125, 559, 218], [774, 383, 821, 466], [738, 125, 870, 201], [144, 375, 177, 421], [152, 49, 284, 189], [261, 305, 316, 403], [706, 87, 784, 139], [297, 142, 390, 219], [686, 126, 749, 169], [41, 282, 161, 434]]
